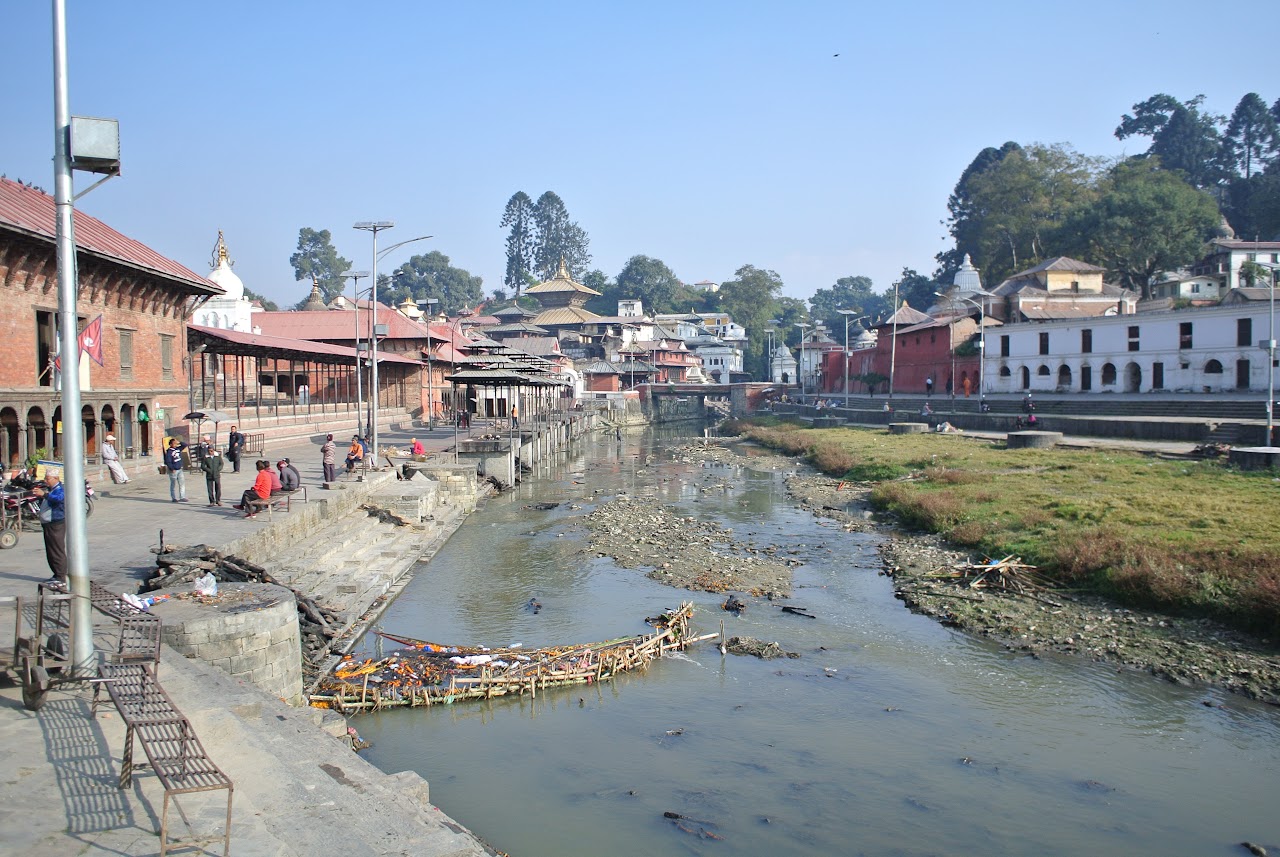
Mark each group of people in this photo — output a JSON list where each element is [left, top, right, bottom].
[[232, 458, 302, 519]]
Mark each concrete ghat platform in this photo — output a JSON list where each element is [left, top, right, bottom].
[[1007, 431, 1064, 449], [1228, 446, 1280, 470]]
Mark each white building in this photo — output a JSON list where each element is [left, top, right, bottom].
[[986, 295, 1277, 394], [1192, 239, 1280, 291], [191, 232, 258, 332]]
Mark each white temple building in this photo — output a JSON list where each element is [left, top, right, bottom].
[[192, 231, 258, 332]]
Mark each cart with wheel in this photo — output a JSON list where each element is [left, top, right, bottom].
[[0, 585, 76, 710]]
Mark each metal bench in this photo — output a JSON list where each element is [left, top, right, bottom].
[[94, 662, 233, 856], [89, 580, 163, 670]]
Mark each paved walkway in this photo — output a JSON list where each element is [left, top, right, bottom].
[[0, 415, 499, 857]]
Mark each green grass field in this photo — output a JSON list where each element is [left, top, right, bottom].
[[727, 419, 1280, 637]]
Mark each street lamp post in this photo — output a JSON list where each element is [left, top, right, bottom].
[[888, 279, 900, 403], [1257, 262, 1280, 445], [354, 221, 395, 465], [837, 310, 867, 407], [795, 323, 812, 400], [342, 271, 369, 435], [419, 297, 439, 429], [936, 289, 993, 407]]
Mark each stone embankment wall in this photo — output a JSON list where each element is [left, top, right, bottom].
[[161, 466, 482, 704]]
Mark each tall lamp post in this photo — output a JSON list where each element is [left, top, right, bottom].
[[795, 323, 812, 400], [888, 279, 901, 403], [342, 271, 369, 435], [353, 221, 395, 464], [936, 289, 994, 405], [837, 310, 867, 407], [1257, 262, 1279, 445], [419, 297, 439, 429]]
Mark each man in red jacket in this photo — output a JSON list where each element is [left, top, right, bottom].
[[233, 460, 273, 518]]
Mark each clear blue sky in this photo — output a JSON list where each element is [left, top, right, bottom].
[[1, 1, 1263, 309]]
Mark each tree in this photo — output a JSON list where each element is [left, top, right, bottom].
[[890, 268, 939, 315], [288, 228, 352, 306], [718, 265, 783, 379], [383, 250, 484, 316], [949, 143, 1105, 285], [936, 142, 1022, 281], [1115, 94, 1225, 189], [1219, 93, 1279, 180], [614, 255, 682, 315], [1223, 172, 1280, 244], [243, 288, 278, 312], [500, 192, 536, 299], [808, 275, 876, 334], [530, 192, 591, 280], [1240, 261, 1274, 288], [1059, 159, 1219, 300]]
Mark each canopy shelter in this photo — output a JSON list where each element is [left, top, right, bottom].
[[187, 325, 422, 426], [444, 365, 570, 447]]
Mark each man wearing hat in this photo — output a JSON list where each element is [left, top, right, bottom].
[[102, 433, 129, 484]]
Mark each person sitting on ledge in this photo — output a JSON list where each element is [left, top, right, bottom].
[[234, 460, 273, 518], [276, 459, 299, 492], [345, 435, 364, 473]]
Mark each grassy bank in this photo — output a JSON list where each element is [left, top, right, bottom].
[[724, 418, 1280, 637]]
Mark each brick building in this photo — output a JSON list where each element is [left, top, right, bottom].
[[0, 176, 220, 469]]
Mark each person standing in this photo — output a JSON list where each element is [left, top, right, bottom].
[[101, 433, 129, 484], [199, 437, 224, 506], [962, 376, 972, 398], [32, 469, 67, 586], [511, 403, 518, 428], [321, 433, 337, 483], [226, 425, 245, 473], [925, 376, 934, 397], [164, 437, 188, 502]]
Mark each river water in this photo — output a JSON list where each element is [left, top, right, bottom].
[[354, 429, 1280, 857]]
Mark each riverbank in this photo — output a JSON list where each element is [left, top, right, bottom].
[[674, 438, 1280, 706]]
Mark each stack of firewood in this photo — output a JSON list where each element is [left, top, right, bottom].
[[147, 544, 345, 674], [929, 555, 1050, 593]]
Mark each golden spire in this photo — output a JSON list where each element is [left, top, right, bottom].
[[211, 230, 232, 268]]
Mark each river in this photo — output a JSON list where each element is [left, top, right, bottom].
[[353, 428, 1280, 857]]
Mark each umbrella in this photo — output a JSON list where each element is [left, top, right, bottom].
[[184, 410, 232, 447]]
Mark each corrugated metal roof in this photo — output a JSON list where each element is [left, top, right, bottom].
[[188, 325, 422, 364], [0, 176, 220, 295], [254, 306, 431, 341], [532, 306, 602, 326]]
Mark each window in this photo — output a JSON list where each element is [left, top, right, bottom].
[[1238, 318, 1253, 347], [1128, 325, 1140, 352], [36, 310, 56, 387], [118, 330, 134, 380], [1179, 322, 1193, 350], [160, 334, 174, 381], [1037, 365, 1050, 376], [1205, 360, 1223, 374], [1191, 283, 1201, 294], [1081, 329, 1092, 354], [1070, 280, 1080, 292], [1038, 332, 1049, 355], [1000, 335, 1010, 357]]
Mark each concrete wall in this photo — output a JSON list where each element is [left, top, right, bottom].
[[161, 582, 305, 705]]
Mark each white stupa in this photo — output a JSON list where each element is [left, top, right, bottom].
[[193, 231, 256, 331]]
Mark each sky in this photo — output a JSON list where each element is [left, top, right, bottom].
[[1, 2, 1267, 310]]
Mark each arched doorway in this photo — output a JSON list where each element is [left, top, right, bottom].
[[120, 403, 134, 454], [137, 403, 152, 457], [1125, 362, 1143, 393], [26, 407, 48, 462], [82, 404, 97, 456], [1101, 363, 1117, 386], [1, 407, 19, 467], [1057, 364, 1072, 390], [1020, 366, 1031, 389]]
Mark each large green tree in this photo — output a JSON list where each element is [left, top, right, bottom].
[[500, 192, 536, 299], [950, 143, 1105, 285], [613, 255, 682, 315], [718, 265, 783, 379], [531, 192, 592, 280], [1219, 93, 1278, 180], [890, 268, 940, 316], [936, 141, 1022, 281], [1115, 93, 1224, 188], [808, 275, 876, 334], [383, 250, 484, 316], [1060, 158, 1219, 300], [1224, 172, 1280, 243], [288, 228, 352, 306]]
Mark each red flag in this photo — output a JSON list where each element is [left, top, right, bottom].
[[78, 315, 104, 366], [53, 314, 105, 371]]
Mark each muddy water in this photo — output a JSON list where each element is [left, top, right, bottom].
[[355, 430, 1280, 857]]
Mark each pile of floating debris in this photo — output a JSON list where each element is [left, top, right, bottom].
[[309, 603, 716, 713], [926, 555, 1054, 595]]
